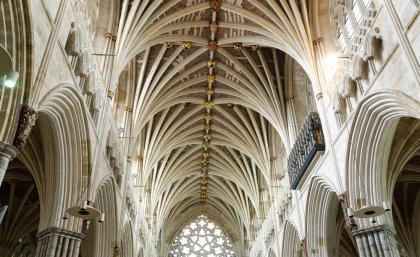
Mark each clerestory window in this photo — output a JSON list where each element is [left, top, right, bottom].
[[169, 215, 235, 257]]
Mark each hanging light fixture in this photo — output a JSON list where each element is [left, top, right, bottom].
[[64, 188, 103, 221], [66, 201, 102, 220], [349, 201, 391, 218]]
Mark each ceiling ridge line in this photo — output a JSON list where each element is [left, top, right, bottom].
[[199, 0, 222, 205]]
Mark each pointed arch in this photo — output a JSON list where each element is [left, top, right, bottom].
[[280, 221, 303, 257], [81, 176, 119, 257], [346, 90, 420, 229], [121, 222, 135, 257], [16, 84, 93, 232], [0, 0, 33, 142], [304, 175, 345, 256]]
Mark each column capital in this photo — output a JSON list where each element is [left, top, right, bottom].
[[352, 224, 396, 237], [13, 105, 37, 149], [0, 141, 18, 159], [37, 227, 85, 240]]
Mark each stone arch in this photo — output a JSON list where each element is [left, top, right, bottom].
[[81, 176, 119, 257], [346, 90, 420, 229], [16, 84, 93, 232], [120, 221, 135, 257], [386, 116, 420, 257], [0, 0, 33, 142], [280, 221, 303, 257], [0, 158, 40, 256], [304, 175, 357, 256]]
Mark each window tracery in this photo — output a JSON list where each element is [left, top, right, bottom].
[[169, 215, 235, 257], [331, 0, 375, 55]]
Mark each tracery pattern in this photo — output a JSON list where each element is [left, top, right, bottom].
[[169, 215, 235, 257]]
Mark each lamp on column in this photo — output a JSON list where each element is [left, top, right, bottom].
[[0, 45, 19, 88], [3, 70, 19, 88]]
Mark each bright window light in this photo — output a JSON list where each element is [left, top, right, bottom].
[[169, 215, 235, 257]]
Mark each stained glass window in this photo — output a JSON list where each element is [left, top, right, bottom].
[[169, 215, 235, 257]]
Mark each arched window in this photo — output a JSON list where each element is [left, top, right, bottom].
[[169, 215, 235, 257]]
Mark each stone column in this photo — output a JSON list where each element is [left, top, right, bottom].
[[352, 225, 400, 257], [35, 227, 85, 257], [0, 141, 18, 186]]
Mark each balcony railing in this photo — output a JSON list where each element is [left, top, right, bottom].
[[288, 112, 325, 189]]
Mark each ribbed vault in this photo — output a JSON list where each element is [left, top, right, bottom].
[[107, 0, 315, 253]]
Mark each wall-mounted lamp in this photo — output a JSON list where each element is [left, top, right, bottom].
[[1, 45, 19, 88], [3, 70, 19, 88]]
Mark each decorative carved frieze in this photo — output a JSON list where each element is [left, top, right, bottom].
[[13, 105, 37, 149]]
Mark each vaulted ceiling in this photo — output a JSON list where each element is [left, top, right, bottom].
[[105, 0, 317, 253]]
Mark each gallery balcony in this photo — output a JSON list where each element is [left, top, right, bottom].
[[288, 112, 325, 190]]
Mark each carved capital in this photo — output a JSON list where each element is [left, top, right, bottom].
[[13, 105, 37, 149], [37, 226, 85, 240], [339, 192, 358, 231], [0, 141, 18, 166]]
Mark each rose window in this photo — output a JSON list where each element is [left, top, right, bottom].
[[169, 215, 235, 257]]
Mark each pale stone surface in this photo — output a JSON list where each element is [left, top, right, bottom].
[[0, 0, 418, 256]]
